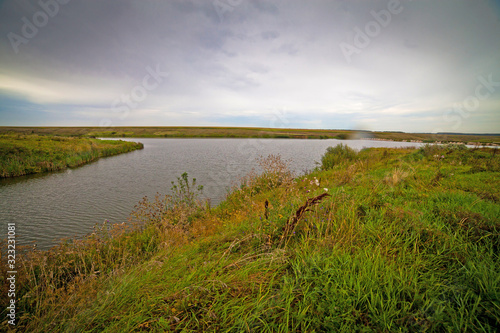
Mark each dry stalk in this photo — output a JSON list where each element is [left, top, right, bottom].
[[280, 193, 331, 247]]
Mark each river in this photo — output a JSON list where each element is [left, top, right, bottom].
[[0, 138, 425, 250]]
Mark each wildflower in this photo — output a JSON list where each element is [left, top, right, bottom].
[[324, 188, 328, 192]]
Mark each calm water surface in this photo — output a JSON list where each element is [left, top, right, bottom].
[[0, 138, 424, 249]]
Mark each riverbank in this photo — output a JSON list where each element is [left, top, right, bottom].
[[1, 126, 499, 145], [0, 134, 144, 178], [1, 144, 499, 331]]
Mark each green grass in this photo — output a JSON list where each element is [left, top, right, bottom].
[[1, 145, 499, 331], [1, 126, 499, 144], [0, 134, 144, 178]]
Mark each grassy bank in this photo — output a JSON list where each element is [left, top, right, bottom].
[[1, 144, 499, 331], [1, 126, 499, 144], [0, 134, 144, 178]]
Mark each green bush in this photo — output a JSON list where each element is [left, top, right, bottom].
[[131, 172, 205, 229], [444, 143, 467, 151], [417, 143, 441, 157], [170, 172, 204, 209], [321, 144, 357, 170]]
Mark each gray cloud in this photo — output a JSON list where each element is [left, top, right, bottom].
[[261, 31, 279, 40], [0, 0, 499, 132]]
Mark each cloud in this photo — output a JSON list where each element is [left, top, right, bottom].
[[0, 0, 499, 133]]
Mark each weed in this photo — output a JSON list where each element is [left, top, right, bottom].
[[321, 143, 357, 170], [239, 154, 294, 196], [131, 172, 205, 230]]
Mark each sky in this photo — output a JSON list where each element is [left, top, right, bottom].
[[0, 0, 499, 133]]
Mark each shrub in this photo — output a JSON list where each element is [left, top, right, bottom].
[[131, 172, 205, 228], [444, 143, 467, 151], [170, 172, 204, 209], [320, 144, 357, 170], [417, 143, 442, 158], [238, 155, 294, 196]]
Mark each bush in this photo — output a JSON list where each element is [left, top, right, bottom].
[[320, 144, 357, 170], [444, 143, 467, 151], [239, 155, 294, 196], [417, 144, 439, 157], [131, 172, 205, 228]]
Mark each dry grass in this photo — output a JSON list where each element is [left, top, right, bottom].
[[280, 192, 330, 246], [383, 168, 412, 186]]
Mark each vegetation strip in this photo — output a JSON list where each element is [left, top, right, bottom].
[[1, 126, 499, 144], [1, 144, 499, 331], [0, 134, 144, 178]]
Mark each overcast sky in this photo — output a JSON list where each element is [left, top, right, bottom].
[[0, 0, 499, 133]]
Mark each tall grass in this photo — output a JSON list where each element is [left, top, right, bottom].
[[0, 134, 143, 178], [1, 145, 499, 331], [320, 143, 358, 170]]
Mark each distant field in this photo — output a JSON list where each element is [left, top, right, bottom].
[[0, 126, 499, 144], [0, 134, 144, 178]]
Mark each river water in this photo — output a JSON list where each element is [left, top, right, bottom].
[[0, 138, 424, 250]]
